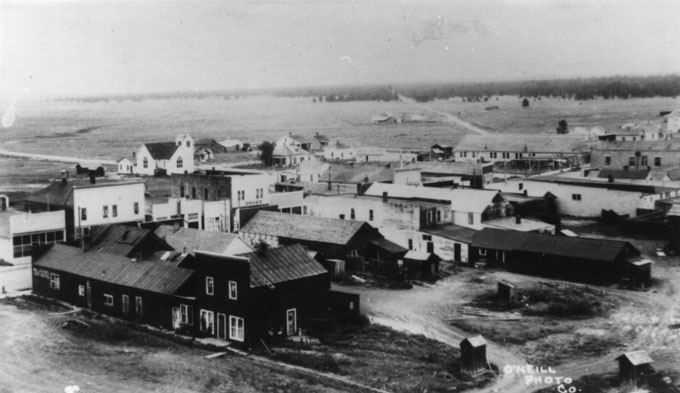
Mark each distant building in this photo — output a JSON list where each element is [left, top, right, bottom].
[[663, 110, 680, 134], [355, 147, 417, 164], [194, 148, 213, 163], [154, 225, 253, 256], [136, 134, 195, 175], [323, 141, 356, 161], [591, 139, 680, 170], [21, 178, 145, 242], [453, 134, 589, 167], [195, 138, 229, 154], [218, 139, 243, 152], [0, 195, 66, 265], [617, 351, 654, 387], [116, 157, 135, 175], [272, 145, 315, 167]]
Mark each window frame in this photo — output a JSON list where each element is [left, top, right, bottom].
[[229, 315, 244, 342], [206, 276, 214, 296], [49, 273, 60, 290], [228, 281, 238, 300], [104, 294, 114, 306]]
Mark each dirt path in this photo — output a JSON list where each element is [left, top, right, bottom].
[[0, 147, 116, 166], [338, 276, 529, 393], [399, 95, 490, 135]]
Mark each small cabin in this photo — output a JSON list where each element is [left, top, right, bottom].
[[617, 351, 653, 387], [460, 335, 488, 375]]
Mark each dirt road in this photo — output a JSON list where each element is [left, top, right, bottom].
[[399, 95, 490, 135], [0, 148, 116, 166], [338, 276, 529, 393]]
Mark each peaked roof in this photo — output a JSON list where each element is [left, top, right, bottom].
[[240, 244, 328, 288], [513, 232, 638, 262], [473, 228, 532, 251], [364, 183, 503, 213], [617, 351, 653, 366], [289, 134, 316, 144], [369, 238, 408, 254], [461, 335, 487, 348], [195, 138, 219, 145], [144, 142, 179, 160], [34, 244, 194, 295], [273, 144, 307, 157], [90, 225, 171, 257], [313, 134, 329, 142], [421, 224, 478, 243], [240, 211, 372, 245], [155, 225, 251, 255]]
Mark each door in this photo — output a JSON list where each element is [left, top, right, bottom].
[[86, 281, 92, 308], [217, 313, 227, 340], [454, 243, 461, 261], [426, 241, 434, 253], [172, 307, 180, 329], [286, 309, 297, 336], [122, 295, 129, 315]]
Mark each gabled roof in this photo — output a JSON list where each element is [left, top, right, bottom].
[[155, 225, 252, 256], [454, 134, 588, 153], [404, 250, 433, 261], [195, 138, 219, 146], [513, 232, 639, 262], [273, 144, 308, 157], [421, 224, 478, 243], [144, 142, 179, 160], [313, 134, 330, 142], [617, 351, 653, 366], [289, 134, 316, 144], [461, 335, 486, 348], [34, 244, 194, 295], [240, 211, 372, 245], [239, 244, 328, 288], [90, 225, 171, 257], [472, 228, 532, 251], [369, 238, 408, 254]]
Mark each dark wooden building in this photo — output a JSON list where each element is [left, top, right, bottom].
[[32, 244, 195, 329], [460, 335, 488, 374], [402, 250, 440, 280], [364, 238, 408, 277], [183, 244, 329, 346], [617, 351, 653, 387], [239, 211, 384, 268], [470, 228, 530, 266], [195, 138, 229, 154]]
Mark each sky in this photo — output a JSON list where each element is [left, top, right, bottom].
[[1, 0, 679, 98]]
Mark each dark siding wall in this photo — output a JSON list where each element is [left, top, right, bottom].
[[509, 251, 621, 284]]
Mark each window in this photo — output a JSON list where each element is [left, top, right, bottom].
[[436, 210, 441, 222], [229, 281, 238, 300], [112, 205, 117, 218], [422, 234, 432, 241], [78, 285, 85, 296], [49, 273, 60, 290], [229, 316, 244, 341], [515, 153, 521, 159], [460, 151, 467, 158], [408, 239, 413, 250], [339, 214, 345, 220], [177, 157, 183, 168], [427, 210, 433, 224], [655, 157, 662, 167], [369, 210, 374, 221], [143, 157, 148, 168], [468, 212, 474, 225], [479, 248, 487, 256], [206, 276, 214, 295], [350, 208, 355, 220], [186, 141, 190, 147], [133, 202, 139, 215], [180, 185, 185, 197], [237, 190, 245, 201], [135, 296, 143, 316], [104, 294, 114, 306], [490, 152, 497, 159], [604, 156, 611, 165], [204, 188, 208, 199], [122, 294, 130, 315], [641, 156, 648, 166], [572, 194, 582, 201], [629, 156, 636, 166], [200, 310, 215, 334], [81, 208, 87, 221], [192, 187, 196, 199], [103, 205, 109, 218], [180, 304, 194, 326]]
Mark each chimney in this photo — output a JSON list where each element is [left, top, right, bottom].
[[382, 192, 388, 202], [89, 175, 96, 184], [515, 216, 522, 225], [608, 174, 614, 183]]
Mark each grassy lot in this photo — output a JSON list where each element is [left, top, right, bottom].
[[0, 295, 492, 393]]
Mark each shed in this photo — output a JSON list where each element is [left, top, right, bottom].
[[403, 250, 440, 280], [617, 351, 653, 387], [460, 335, 488, 375], [497, 280, 517, 305]]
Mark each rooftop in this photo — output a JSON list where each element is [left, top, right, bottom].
[[155, 225, 252, 255], [454, 134, 588, 153], [595, 139, 680, 152], [23, 178, 144, 208], [420, 224, 478, 243], [240, 211, 373, 245], [472, 228, 532, 251], [144, 142, 179, 160], [238, 244, 328, 288], [617, 351, 653, 366], [336, 193, 450, 209], [461, 335, 487, 348], [484, 217, 554, 233], [34, 244, 194, 295], [90, 225, 171, 258], [369, 238, 408, 254], [364, 183, 504, 213], [597, 168, 651, 180]]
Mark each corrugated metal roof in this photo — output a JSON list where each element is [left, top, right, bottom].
[[240, 244, 328, 288], [369, 238, 408, 254], [240, 211, 370, 245], [34, 244, 194, 295], [472, 228, 532, 251], [144, 142, 179, 160]]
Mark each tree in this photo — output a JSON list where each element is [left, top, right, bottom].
[[522, 98, 530, 107], [258, 141, 274, 167], [556, 119, 569, 134]]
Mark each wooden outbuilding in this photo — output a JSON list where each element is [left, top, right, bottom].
[[617, 351, 653, 387], [497, 280, 517, 305], [460, 335, 488, 375]]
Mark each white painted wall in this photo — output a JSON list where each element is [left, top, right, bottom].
[[72, 182, 145, 235]]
